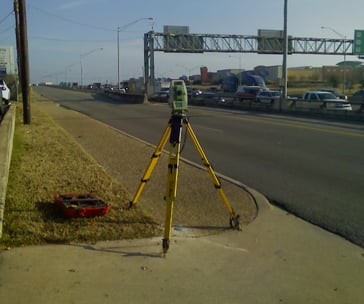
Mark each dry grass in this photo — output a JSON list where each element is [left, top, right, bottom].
[[0, 102, 162, 249]]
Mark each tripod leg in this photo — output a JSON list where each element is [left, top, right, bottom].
[[163, 144, 180, 254], [162, 116, 183, 254], [184, 120, 241, 230], [129, 122, 171, 208]]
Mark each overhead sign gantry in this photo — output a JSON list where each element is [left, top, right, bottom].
[[143, 27, 355, 95], [353, 29, 364, 57]]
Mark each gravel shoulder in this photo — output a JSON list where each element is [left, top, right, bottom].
[[1, 92, 257, 248], [36, 94, 258, 229]]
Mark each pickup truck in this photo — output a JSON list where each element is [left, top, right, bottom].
[[302, 91, 352, 111]]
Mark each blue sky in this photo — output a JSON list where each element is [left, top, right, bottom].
[[1, 0, 363, 84]]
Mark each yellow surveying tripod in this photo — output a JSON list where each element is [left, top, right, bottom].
[[129, 80, 240, 254]]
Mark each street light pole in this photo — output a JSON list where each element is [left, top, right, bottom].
[[117, 17, 153, 90], [282, 0, 288, 103], [65, 62, 78, 86], [117, 26, 120, 90], [321, 26, 347, 94], [80, 48, 103, 88]]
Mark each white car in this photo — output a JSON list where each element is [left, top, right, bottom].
[[255, 90, 281, 104], [0, 79, 10, 104], [302, 91, 352, 111]]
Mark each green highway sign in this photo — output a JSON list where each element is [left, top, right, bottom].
[[353, 30, 364, 55]]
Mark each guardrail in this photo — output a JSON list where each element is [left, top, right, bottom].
[[284, 99, 364, 119], [60, 85, 364, 122], [288, 98, 364, 112], [187, 95, 364, 121]]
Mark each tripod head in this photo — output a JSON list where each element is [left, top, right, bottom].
[[168, 80, 188, 115]]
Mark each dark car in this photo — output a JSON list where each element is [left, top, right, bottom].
[[353, 89, 364, 97], [205, 87, 219, 93], [187, 87, 202, 97], [149, 87, 170, 102], [349, 89, 364, 103]]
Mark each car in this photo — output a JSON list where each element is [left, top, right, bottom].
[[149, 87, 170, 102], [205, 87, 219, 93], [0, 79, 10, 104], [255, 90, 281, 104], [318, 88, 347, 100], [349, 89, 364, 104], [235, 86, 264, 101], [302, 91, 352, 111], [104, 86, 125, 93], [198, 92, 226, 103], [187, 87, 202, 97], [158, 87, 170, 98], [104, 86, 116, 93], [352, 89, 364, 98], [353, 89, 364, 97]]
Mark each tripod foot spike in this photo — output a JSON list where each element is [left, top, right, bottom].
[[230, 214, 242, 231], [162, 238, 170, 255]]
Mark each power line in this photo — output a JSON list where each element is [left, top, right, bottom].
[[29, 4, 115, 32], [0, 10, 14, 24], [31, 35, 114, 43]]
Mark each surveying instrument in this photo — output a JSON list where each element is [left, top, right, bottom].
[[129, 80, 240, 254]]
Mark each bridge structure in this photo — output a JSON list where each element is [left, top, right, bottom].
[[143, 31, 355, 95]]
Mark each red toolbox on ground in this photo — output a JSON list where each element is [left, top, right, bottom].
[[54, 192, 109, 218]]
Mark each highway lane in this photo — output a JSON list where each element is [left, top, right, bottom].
[[34, 86, 364, 247]]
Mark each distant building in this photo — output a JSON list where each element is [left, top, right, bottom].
[[189, 74, 201, 83], [287, 66, 322, 82], [200, 66, 208, 83], [0, 46, 15, 75], [322, 65, 352, 86]]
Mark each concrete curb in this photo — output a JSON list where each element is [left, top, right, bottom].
[[0, 105, 16, 238]]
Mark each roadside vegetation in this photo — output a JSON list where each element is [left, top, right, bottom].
[[0, 101, 161, 249]]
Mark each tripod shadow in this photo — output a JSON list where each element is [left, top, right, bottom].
[[67, 225, 231, 259], [68, 242, 164, 259]]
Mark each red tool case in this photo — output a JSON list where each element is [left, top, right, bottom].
[[54, 193, 109, 218]]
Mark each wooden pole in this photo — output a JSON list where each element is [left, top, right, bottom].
[[15, 0, 31, 124]]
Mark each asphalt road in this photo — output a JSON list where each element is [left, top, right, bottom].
[[34, 86, 364, 247]]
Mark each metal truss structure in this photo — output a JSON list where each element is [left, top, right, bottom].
[[144, 31, 354, 95]]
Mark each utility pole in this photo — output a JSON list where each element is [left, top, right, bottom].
[[14, 0, 21, 103], [282, 0, 288, 104], [14, 0, 31, 124]]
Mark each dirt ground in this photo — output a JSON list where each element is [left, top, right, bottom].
[[1, 102, 161, 248], [1, 93, 257, 248]]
